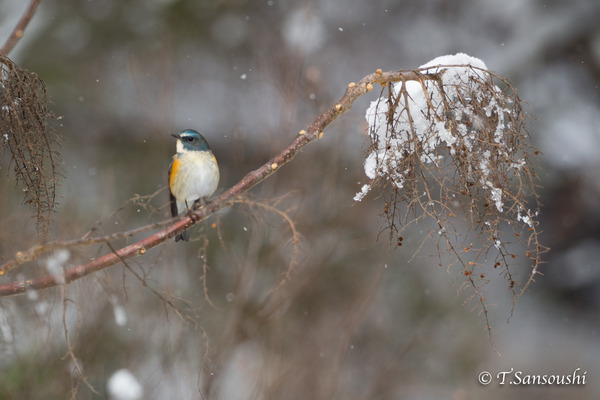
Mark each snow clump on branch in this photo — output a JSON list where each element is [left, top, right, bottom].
[[355, 53, 517, 210]]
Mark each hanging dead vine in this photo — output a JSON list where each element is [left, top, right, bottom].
[[1, 54, 61, 238]]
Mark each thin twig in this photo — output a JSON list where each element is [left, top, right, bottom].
[[0, 0, 42, 55], [0, 69, 437, 298]]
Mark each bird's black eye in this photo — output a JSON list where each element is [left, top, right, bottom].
[[186, 136, 194, 142]]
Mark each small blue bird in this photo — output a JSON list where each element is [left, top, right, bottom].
[[169, 129, 220, 242]]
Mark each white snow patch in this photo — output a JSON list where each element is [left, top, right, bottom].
[[45, 249, 70, 285], [359, 53, 519, 213], [517, 207, 533, 228], [213, 342, 264, 400], [354, 184, 371, 202], [360, 53, 498, 196], [107, 369, 143, 400], [113, 305, 127, 326], [490, 187, 503, 212], [282, 8, 326, 54]]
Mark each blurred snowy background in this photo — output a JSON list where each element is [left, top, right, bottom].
[[1, 0, 600, 399]]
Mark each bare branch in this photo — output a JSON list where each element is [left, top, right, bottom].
[[0, 0, 43, 55], [0, 69, 430, 297]]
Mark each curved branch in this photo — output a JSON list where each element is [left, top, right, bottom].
[[0, 69, 433, 297], [0, 0, 42, 55]]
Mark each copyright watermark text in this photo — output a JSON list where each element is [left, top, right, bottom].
[[478, 368, 587, 386]]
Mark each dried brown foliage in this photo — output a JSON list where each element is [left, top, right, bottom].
[[363, 63, 548, 332], [0, 54, 60, 237]]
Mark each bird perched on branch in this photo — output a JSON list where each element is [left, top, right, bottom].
[[168, 129, 219, 241]]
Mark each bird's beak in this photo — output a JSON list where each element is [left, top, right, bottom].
[[171, 133, 181, 140]]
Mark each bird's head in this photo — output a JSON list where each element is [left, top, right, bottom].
[[172, 129, 211, 152]]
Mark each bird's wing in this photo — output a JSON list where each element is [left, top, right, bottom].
[[168, 156, 179, 217], [170, 191, 178, 218]]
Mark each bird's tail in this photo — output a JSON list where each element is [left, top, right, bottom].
[[175, 230, 190, 242]]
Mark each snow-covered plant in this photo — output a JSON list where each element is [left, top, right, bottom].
[[357, 54, 547, 321]]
